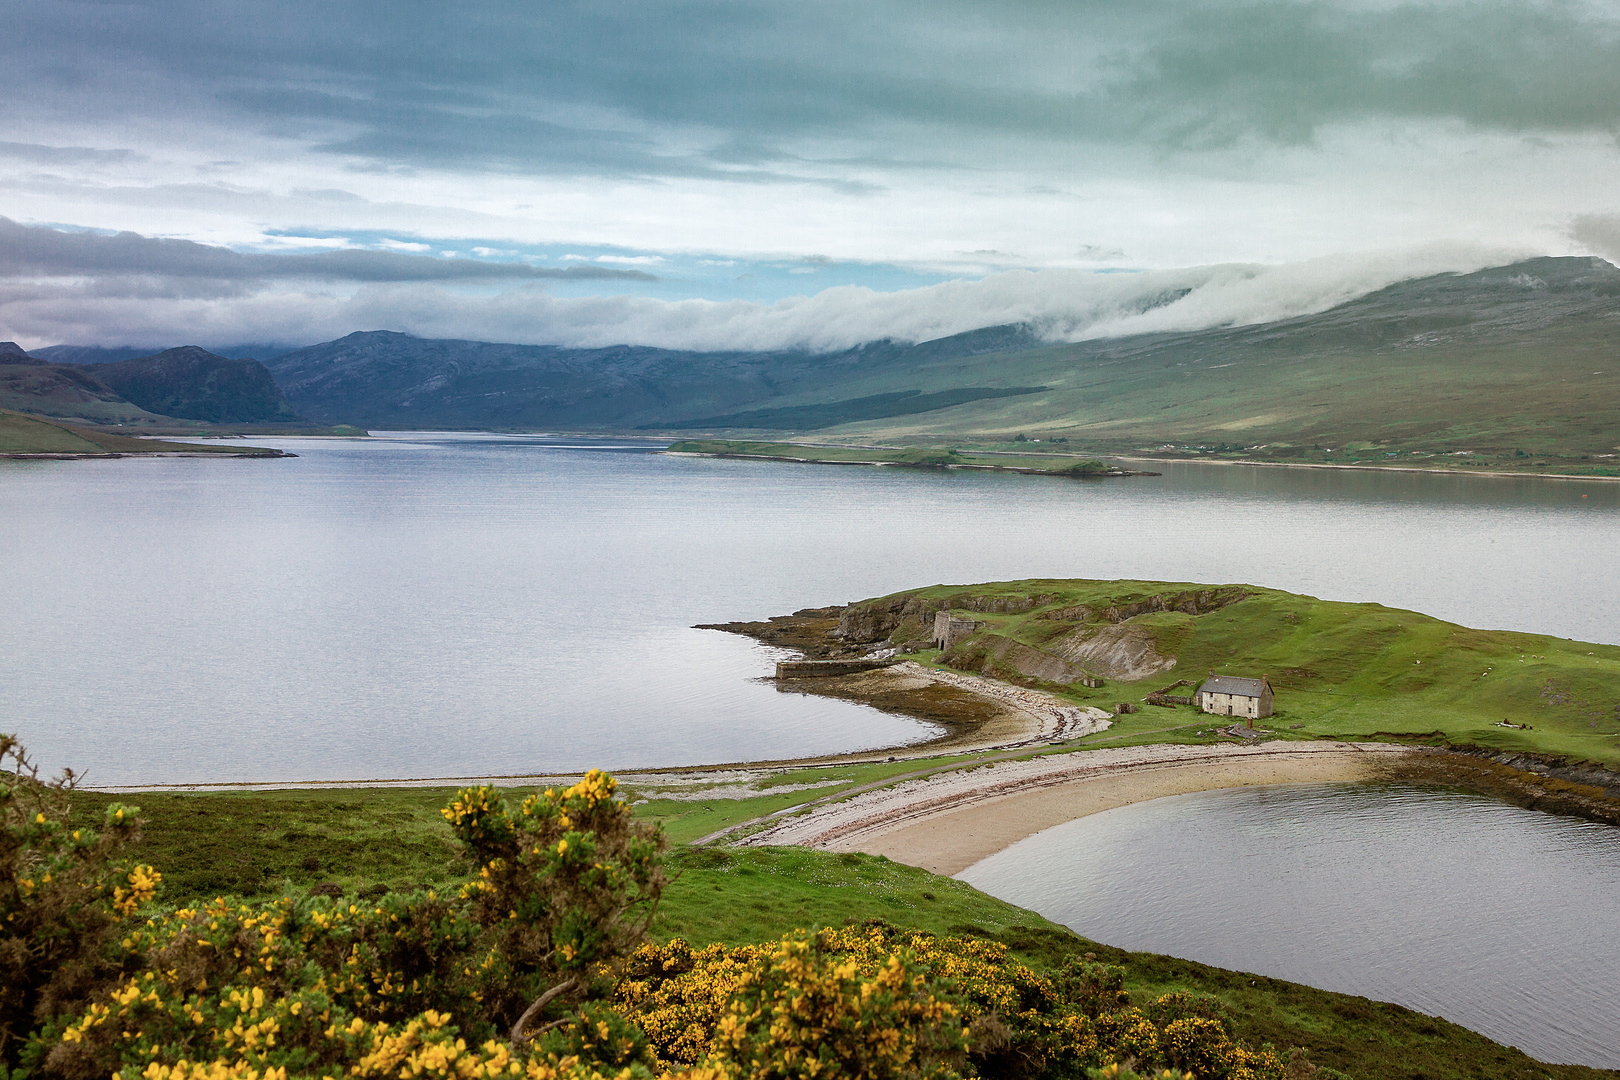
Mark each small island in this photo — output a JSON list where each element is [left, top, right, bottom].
[[665, 439, 1157, 477]]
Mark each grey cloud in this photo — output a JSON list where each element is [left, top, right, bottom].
[[0, 141, 146, 166], [0, 218, 657, 283], [1570, 214, 1620, 262], [0, 245, 1514, 354], [1109, 3, 1620, 148], [8, 1, 1620, 185]]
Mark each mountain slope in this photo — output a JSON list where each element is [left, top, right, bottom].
[[93, 347, 302, 424], [0, 358, 173, 425], [263, 327, 1036, 430], [30, 344, 160, 365], [743, 256, 1620, 459]]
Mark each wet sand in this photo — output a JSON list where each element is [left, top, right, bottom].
[[739, 740, 1412, 875]]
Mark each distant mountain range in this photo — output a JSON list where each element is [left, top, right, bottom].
[[0, 345, 301, 426], [11, 257, 1620, 459], [261, 323, 1042, 431]]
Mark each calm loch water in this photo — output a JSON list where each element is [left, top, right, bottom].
[[958, 783, 1620, 1069], [1, 432, 1617, 785]]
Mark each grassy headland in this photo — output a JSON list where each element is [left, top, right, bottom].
[[666, 439, 1146, 477], [786, 578, 1620, 771]]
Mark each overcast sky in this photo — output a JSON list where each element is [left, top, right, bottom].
[[4, 0, 1619, 351]]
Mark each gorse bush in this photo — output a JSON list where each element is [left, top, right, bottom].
[[0, 736, 158, 1065], [3, 744, 667, 1080], [615, 928, 1284, 1080], [2, 737, 1288, 1080]]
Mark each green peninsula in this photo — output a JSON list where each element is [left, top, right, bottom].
[[803, 578, 1620, 771]]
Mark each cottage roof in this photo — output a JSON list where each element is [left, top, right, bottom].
[[1199, 675, 1268, 698]]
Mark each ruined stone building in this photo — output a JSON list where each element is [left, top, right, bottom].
[[932, 612, 979, 650]]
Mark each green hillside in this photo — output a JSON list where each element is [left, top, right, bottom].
[[93, 346, 303, 424], [0, 409, 111, 453], [667, 439, 1131, 475], [0, 407, 287, 456], [837, 578, 1620, 768], [0, 359, 173, 426], [673, 258, 1620, 473]]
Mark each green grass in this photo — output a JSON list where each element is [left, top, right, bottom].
[[0, 409, 108, 453], [655, 846, 1046, 944], [68, 786, 472, 899]]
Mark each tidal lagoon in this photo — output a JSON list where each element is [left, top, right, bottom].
[[959, 782, 1620, 1069]]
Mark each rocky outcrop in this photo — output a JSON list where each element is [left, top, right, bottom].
[[838, 595, 938, 643], [838, 591, 1056, 643], [1037, 588, 1248, 624], [1049, 621, 1178, 680], [1453, 747, 1620, 799], [777, 658, 900, 678]]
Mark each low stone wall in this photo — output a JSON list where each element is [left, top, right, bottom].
[[776, 658, 901, 679]]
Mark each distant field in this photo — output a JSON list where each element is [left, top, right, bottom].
[[740, 333, 1620, 474], [667, 439, 1126, 475], [0, 407, 285, 455], [0, 409, 109, 453]]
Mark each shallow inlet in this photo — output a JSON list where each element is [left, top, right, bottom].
[[958, 782, 1620, 1069]]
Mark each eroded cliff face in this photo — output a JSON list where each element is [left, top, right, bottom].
[[957, 635, 1098, 684], [1048, 621, 1179, 681]]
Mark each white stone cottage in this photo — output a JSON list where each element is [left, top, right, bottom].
[[1197, 675, 1274, 720]]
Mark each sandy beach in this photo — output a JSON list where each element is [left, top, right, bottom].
[[738, 740, 1413, 875]]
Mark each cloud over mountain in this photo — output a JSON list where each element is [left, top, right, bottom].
[[0, 231, 1516, 354]]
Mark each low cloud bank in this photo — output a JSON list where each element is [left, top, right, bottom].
[[1, 241, 1520, 354], [1570, 215, 1620, 265], [0, 218, 655, 284]]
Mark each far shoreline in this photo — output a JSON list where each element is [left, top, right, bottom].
[[1112, 453, 1620, 483]]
